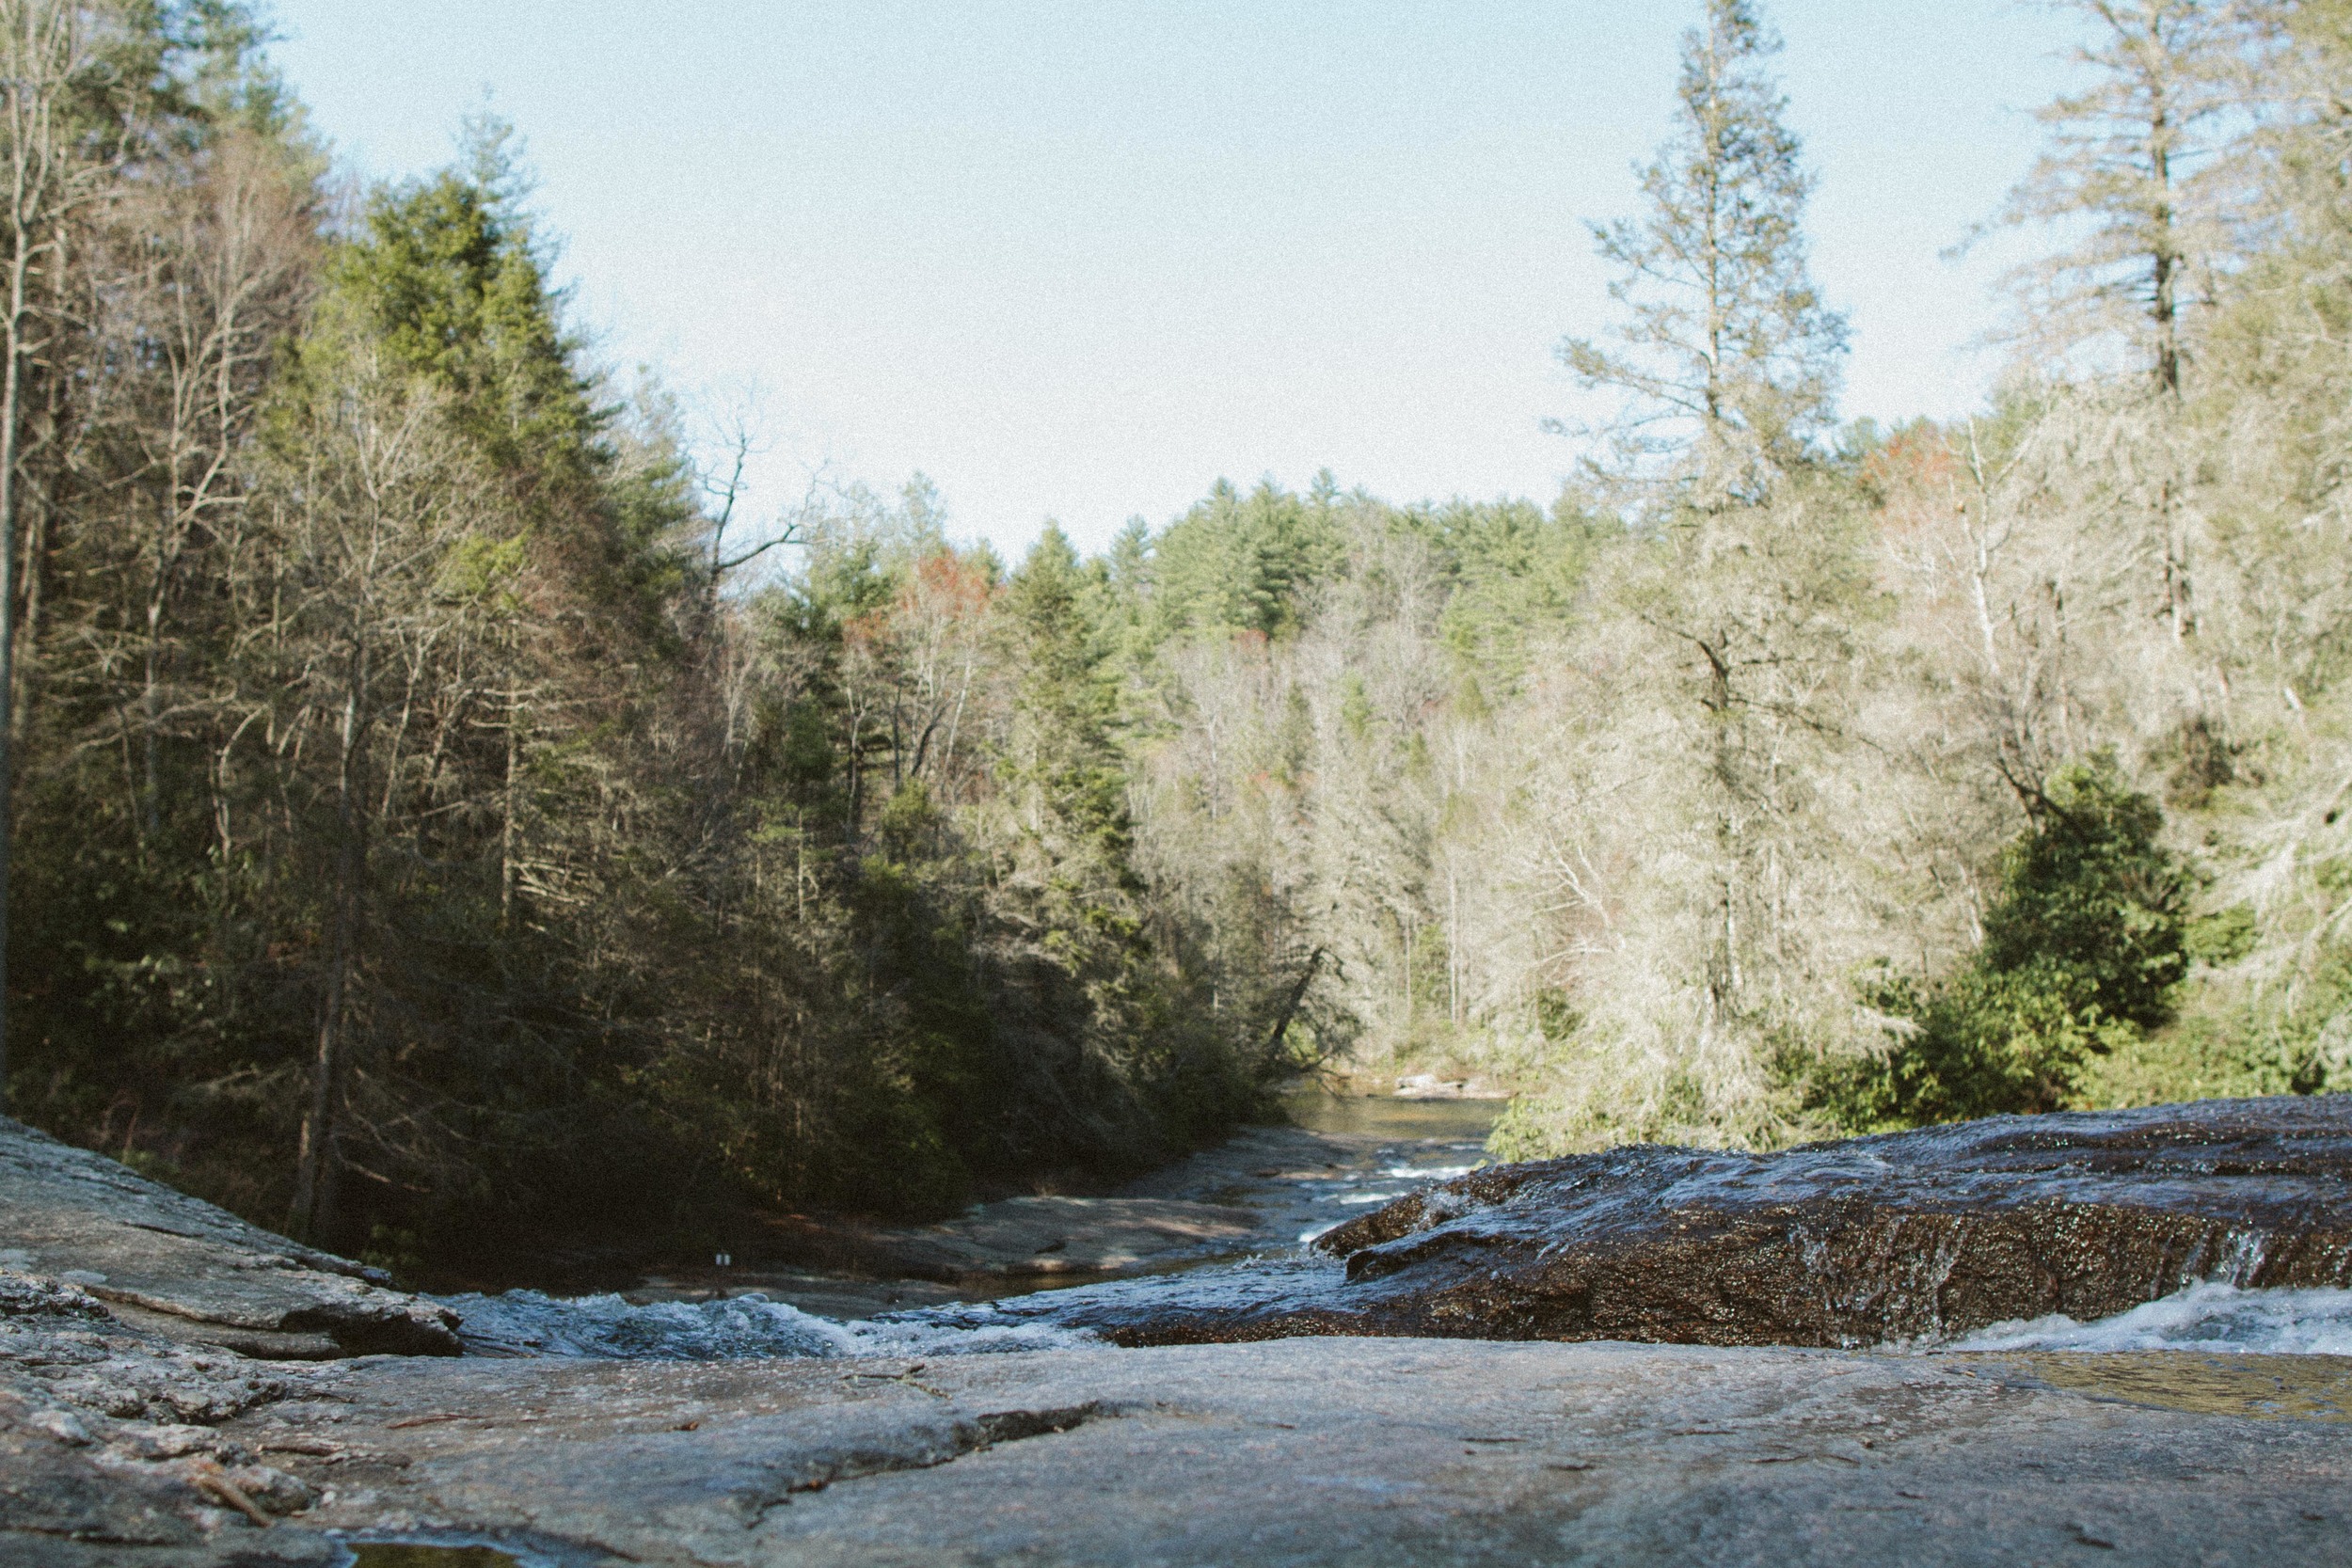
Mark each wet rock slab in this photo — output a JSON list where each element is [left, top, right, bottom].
[[0, 1117, 458, 1357], [11, 1335, 2352, 1566], [4, 1096, 2351, 1565], [959, 1094, 2352, 1348]]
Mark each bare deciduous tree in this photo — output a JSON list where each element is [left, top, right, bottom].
[[0, 0, 114, 1106]]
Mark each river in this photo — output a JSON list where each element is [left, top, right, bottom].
[[435, 1090, 1496, 1355], [428, 1091, 2352, 1361]]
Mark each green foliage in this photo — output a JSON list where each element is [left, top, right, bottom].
[[1426, 497, 1602, 674], [24, 0, 2352, 1290], [2185, 904, 2258, 968], [1557, 0, 1848, 493], [8, 76, 1152, 1271], [1983, 761, 2193, 1029], [1147, 478, 1347, 644], [1807, 763, 2192, 1129], [1006, 526, 1135, 862], [336, 147, 601, 477], [1533, 990, 1582, 1043]]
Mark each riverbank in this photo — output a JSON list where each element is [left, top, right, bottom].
[[8, 1101, 2352, 1564], [8, 1307, 2349, 1567], [576, 1093, 1500, 1323]]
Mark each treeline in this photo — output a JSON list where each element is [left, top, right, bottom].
[[14, 0, 2352, 1267], [1106, 0, 2352, 1156], [3, 1, 1282, 1273]]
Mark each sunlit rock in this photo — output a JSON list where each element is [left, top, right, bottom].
[[0, 1118, 459, 1358]]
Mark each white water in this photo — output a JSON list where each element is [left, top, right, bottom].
[[1947, 1281, 2352, 1355], [437, 1288, 1098, 1361], [434, 1102, 1498, 1360], [1290, 1155, 1486, 1243], [431, 1093, 2352, 1364], [437, 1277, 2352, 1363]]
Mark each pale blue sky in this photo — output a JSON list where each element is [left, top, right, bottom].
[[263, 1, 2085, 556]]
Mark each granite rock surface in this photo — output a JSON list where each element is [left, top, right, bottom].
[[6, 1100, 2352, 1564], [4, 1322, 2349, 1567], [0, 1117, 459, 1358]]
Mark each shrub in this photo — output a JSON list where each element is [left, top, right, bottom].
[[1811, 761, 2189, 1129]]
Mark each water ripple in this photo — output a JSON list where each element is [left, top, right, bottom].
[[436, 1288, 1098, 1361], [1948, 1281, 2352, 1355]]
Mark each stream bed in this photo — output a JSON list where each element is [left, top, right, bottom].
[[425, 1091, 2352, 1362], [435, 1091, 1498, 1356]]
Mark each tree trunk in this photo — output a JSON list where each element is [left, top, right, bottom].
[[0, 231, 19, 1112], [501, 687, 518, 927], [1262, 948, 1324, 1062], [141, 591, 163, 844], [290, 679, 365, 1241], [0, 79, 31, 1111], [2150, 91, 2180, 396]]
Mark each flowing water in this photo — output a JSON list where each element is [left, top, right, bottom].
[[1954, 1281, 2352, 1355], [1231, 1090, 1500, 1246], [426, 1092, 2352, 1362], [435, 1286, 1102, 1360], [432, 1091, 1494, 1358]]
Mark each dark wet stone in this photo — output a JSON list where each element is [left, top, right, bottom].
[[0, 1118, 460, 1358], [942, 1095, 2352, 1348], [4, 1094, 2351, 1564]]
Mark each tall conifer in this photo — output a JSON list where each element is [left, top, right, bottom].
[[1987, 0, 2251, 393], [1555, 0, 1846, 504]]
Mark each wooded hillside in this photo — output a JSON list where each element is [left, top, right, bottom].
[[0, 2, 1284, 1275], [1115, 0, 2352, 1160], [5, 0, 2349, 1275]]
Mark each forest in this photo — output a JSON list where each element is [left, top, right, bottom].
[[1, 0, 2348, 1279]]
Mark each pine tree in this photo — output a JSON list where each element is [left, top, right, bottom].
[[1002, 526, 1136, 897], [338, 127, 604, 479], [1554, 0, 1847, 503], [1986, 0, 2253, 393]]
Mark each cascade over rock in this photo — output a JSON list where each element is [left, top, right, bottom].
[[4, 1099, 2352, 1564], [940, 1095, 2352, 1347]]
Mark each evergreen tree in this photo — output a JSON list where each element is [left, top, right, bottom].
[[1147, 478, 1345, 644], [1002, 526, 1142, 924], [338, 120, 603, 477], [1554, 0, 1847, 502], [1817, 762, 2193, 1127]]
